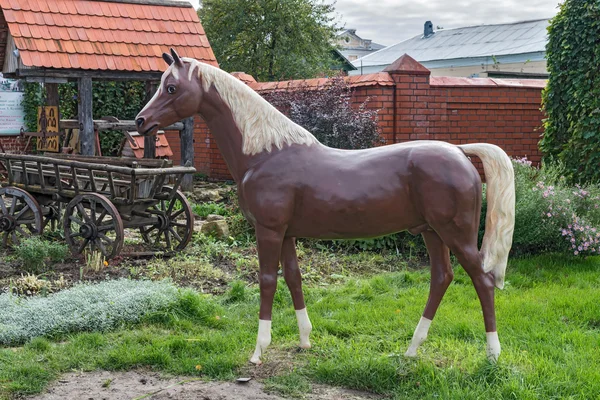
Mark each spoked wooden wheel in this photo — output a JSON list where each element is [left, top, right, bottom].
[[42, 202, 63, 232], [139, 190, 194, 252], [64, 193, 124, 259], [0, 187, 43, 247]]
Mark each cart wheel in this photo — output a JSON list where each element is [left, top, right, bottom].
[[64, 193, 124, 259], [140, 189, 195, 252], [42, 202, 63, 233], [0, 187, 43, 247]]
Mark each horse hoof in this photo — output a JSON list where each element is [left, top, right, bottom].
[[404, 349, 418, 358], [299, 341, 311, 350], [250, 356, 262, 365]]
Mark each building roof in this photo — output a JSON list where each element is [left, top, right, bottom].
[[0, 0, 217, 77], [353, 19, 549, 69], [337, 29, 385, 51]]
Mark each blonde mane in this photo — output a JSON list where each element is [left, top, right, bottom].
[[171, 58, 317, 156]]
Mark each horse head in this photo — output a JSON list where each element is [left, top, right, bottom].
[[135, 48, 203, 136]]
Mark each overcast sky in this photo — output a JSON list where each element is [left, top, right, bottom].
[[189, 0, 561, 46]]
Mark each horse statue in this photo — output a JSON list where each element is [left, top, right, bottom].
[[136, 49, 515, 364]]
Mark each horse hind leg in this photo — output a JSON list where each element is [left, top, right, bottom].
[[436, 226, 500, 362], [405, 230, 454, 357], [281, 237, 312, 349]]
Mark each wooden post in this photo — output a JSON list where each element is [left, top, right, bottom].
[[180, 116, 195, 191], [144, 81, 157, 159], [78, 77, 95, 156], [45, 83, 59, 109]]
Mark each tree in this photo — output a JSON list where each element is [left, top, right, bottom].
[[540, 0, 600, 183], [265, 75, 383, 149], [198, 0, 340, 81]]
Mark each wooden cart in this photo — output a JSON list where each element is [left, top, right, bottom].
[[0, 153, 196, 259]]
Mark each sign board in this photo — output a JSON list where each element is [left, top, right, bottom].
[[0, 73, 25, 136], [37, 106, 60, 152]]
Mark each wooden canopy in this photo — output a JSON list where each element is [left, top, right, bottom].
[[0, 0, 218, 81]]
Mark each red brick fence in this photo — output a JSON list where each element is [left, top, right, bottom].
[[1, 55, 545, 180]]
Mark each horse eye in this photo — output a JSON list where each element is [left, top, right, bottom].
[[167, 85, 176, 94]]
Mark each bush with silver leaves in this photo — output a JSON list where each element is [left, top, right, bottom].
[[0, 279, 178, 345]]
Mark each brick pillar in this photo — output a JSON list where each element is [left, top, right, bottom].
[[383, 54, 432, 143]]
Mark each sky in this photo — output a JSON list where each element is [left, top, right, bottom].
[[189, 0, 561, 46]]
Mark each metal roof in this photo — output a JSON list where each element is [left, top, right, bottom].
[[352, 19, 550, 69]]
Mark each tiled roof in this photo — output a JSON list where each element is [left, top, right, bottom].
[[246, 72, 395, 92], [0, 0, 217, 72]]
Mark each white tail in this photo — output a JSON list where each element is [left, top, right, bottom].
[[458, 143, 515, 289]]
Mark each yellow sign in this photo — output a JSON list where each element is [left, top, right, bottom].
[[37, 106, 60, 152]]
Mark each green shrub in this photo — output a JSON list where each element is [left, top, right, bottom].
[[541, 0, 600, 183], [13, 237, 69, 273], [0, 279, 179, 345], [192, 202, 230, 218], [482, 158, 600, 256]]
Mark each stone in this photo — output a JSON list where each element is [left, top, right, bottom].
[[206, 214, 225, 222], [192, 188, 223, 202], [200, 220, 229, 238]]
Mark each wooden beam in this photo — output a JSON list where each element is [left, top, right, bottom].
[[95, 0, 193, 7], [60, 119, 184, 131], [25, 77, 68, 83], [17, 68, 164, 82], [180, 117, 195, 191], [45, 83, 60, 108], [78, 77, 95, 156], [144, 81, 157, 159]]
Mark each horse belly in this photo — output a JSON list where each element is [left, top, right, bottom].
[[286, 181, 423, 239]]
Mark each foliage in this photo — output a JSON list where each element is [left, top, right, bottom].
[[266, 75, 383, 150], [13, 237, 69, 273], [0, 279, 179, 345], [21, 81, 146, 155], [198, 0, 340, 81], [479, 158, 600, 256], [540, 0, 600, 183], [10, 274, 69, 297], [192, 202, 231, 218]]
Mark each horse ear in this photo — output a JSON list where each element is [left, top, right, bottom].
[[162, 53, 174, 66], [170, 48, 184, 67]]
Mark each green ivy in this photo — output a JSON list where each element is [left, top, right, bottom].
[[541, 0, 600, 183], [21, 81, 146, 155]]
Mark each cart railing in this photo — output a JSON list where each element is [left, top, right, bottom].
[[0, 153, 196, 204]]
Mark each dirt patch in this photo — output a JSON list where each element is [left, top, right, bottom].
[[27, 371, 385, 400]]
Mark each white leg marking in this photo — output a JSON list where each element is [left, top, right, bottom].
[[405, 317, 432, 357], [486, 331, 501, 362], [295, 308, 313, 349], [250, 320, 272, 365]]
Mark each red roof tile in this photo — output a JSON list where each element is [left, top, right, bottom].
[[1, 0, 218, 72]]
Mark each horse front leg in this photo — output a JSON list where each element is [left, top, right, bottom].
[[281, 237, 312, 349], [250, 225, 285, 365], [405, 230, 454, 357]]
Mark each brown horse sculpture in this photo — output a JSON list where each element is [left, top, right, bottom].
[[136, 49, 515, 364]]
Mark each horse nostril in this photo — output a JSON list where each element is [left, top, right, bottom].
[[136, 117, 145, 128]]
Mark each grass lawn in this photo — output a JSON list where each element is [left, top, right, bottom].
[[1, 254, 599, 399]]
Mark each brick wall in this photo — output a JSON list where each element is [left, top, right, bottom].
[[189, 55, 545, 181], [0, 136, 26, 153], [164, 115, 212, 176]]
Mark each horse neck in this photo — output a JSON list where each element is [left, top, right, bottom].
[[198, 88, 251, 182]]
